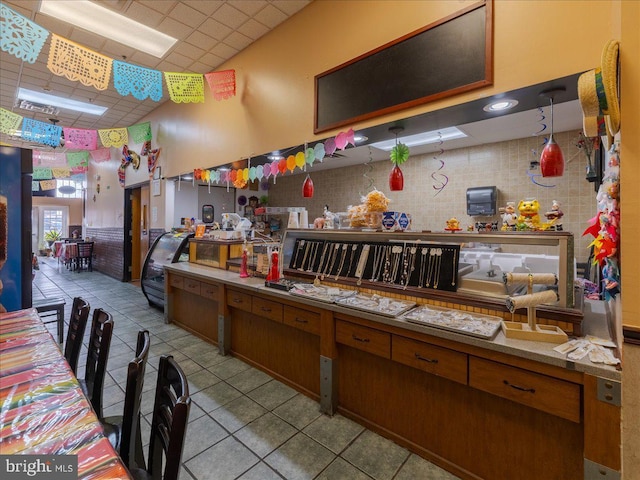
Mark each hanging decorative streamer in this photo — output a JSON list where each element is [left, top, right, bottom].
[[90, 148, 111, 163], [0, 107, 23, 135], [324, 137, 336, 156], [204, 69, 236, 100], [430, 132, 449, 196], [70, 166, 88, 175], [47, 34, 112, 90], [51, 167, 71, 178], [164, 72, 205, 103], [21, 118, 62, 147], [121, 145, 140, 170], [127, 122, 152, 144], [528, 107, 555, 187], [66, 151, 89, 168], [148, 148, 161, 175], [32, 181, 40, 192], [360, 146, 375, 196], [32, 150, 67, 167], [98, 128, 128, 148], [113, 60, 163, 101], [0, 4, 49, 64], [39, 180, 57, 190], [140, 140, 152, 156], [63, 127, 98, 150], [33, 167, 52, 180], [118, 162, 126, 187]]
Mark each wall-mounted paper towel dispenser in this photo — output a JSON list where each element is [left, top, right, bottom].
[[467, 186, 497, 216]]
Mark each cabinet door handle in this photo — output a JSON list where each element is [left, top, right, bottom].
[[414, 353, 438, 364], [295, 317, 308, 324], [352, 334, 370, 343], [503, 380, 535, 393], [233, 298, 243, 304], [261, 306, 272, 312]]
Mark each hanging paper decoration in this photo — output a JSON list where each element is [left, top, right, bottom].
[[47, 34, 112, 90], [147, 148, 161, 174], [33, 167, 53, 180], [249, 167, 257, 181], [140, 140, 152, 156], [33, 150, 67, 167], [118, 162, 126, 187], [263, 163, 272, 178], [121, 145, 140, 170], [66, 151, 89, 168], [324, 138, 336, 156], [63, 127, 98, 150], [90, 148, 111, 163], [113, 60, 162, 101], [286, 155, 296, 172], [32, 181, 40, 192], [335, 132, 347, 150], [164, 72, 205, 103], [70, 173, 86, 183], [314, 143, 326, 162], [0, 107, 23, 135], [39, 180, 57, 190], [233, 176, 247, 189], [128, 122, 152, 144], [99, 128, 128, 148], [256, 165, 264, 180], [221, 170, 229, 183], [346, 128, 356, 147], [21, 118, 62, 147], [278, 159, 287, 174], [295, 152, 305, 169], [51, 167, 71, 178], [204, 69, 236, 101], [0, 4, 49, 64], [229, 170, 238, 182], [242, 168, 249, 181], [305, 148, 315, 165]]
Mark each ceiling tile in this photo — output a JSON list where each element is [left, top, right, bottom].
[[232, 1, 269, 17], [138, 0, 178, 15], [210, 43, 238, 60], [170, 2, 207, 28], [33, 13, 73, 37], [237, 19, 270, 40], [187, 61, 214, 75], [183, 0, 222, 16], [223, 32, 253, 51], [129, 51, 164, 69], [123, 2, 165, 27], [272, 1, 310, 16], [68, 29, 108, 50], [157, 16, 193, 40], [173, 41, 207, 61], [165, 51, 196, 69], [200, 17, 233, 41], [156, 60, 183, 72], [213, 3, 249, 30], [253, 4, 287, 29], [198, 52, 226, 69], [185, 30, 218, 51]]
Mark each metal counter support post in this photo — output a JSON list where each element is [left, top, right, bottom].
[[320, 355, 337, 415]]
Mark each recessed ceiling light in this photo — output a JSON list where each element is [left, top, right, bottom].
[[39, 0, 178, 58], [483, 99, 519, 113], [267, 154, 284, 161], [354, 135, 368, 143], [18, 88, 107, 115], [369, 127, 467, 151]]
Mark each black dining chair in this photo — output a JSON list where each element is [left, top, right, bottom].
[[75, 241, 94, 272], [101, 330, 150, 470], [63, 297, 90, 375], [130, 355, 191, 480], [78, 308, 114, 419]]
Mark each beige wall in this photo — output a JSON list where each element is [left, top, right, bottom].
[[32, 196, 82, 228], [267, 130, 596, 264]]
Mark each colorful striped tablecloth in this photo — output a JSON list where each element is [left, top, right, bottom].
[[0, 308, 131, 479]]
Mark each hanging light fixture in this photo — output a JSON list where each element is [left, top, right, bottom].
[[389, 126, 407, 191], [539, 88, 565, 177], [302, 174, 314, 198]]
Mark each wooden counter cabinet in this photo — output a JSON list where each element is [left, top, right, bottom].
[[165, 271, 219, 343]]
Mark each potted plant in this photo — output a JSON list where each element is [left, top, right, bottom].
[[44, 229, 61, 246], [389, 142, 409, 191]]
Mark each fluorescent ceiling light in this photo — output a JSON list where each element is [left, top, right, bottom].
[[18, 88, 107, 115], [369, 127, 467, 151], [39, 0, 178, 58]]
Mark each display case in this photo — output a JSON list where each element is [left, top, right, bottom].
[[189, 238, 246, 269], [141, 232, 192, 308], [280, 229, 575, 310]]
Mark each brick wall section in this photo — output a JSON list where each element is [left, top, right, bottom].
[[86, 227, 125, 281]]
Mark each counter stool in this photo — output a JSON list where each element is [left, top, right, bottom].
[[33, 297, 66, 344]]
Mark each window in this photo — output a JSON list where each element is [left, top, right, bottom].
[[56, 179, 85, 199], [43, 209, 64, 237]]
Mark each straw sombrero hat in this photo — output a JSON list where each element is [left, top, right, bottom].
[[577, 40, 620, 143]]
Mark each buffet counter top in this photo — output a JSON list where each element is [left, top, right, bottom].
[[165, 262, 620, 381]]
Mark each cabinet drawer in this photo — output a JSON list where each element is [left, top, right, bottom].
[[169, 274, 184, 289], [283, 306, 320, 336], [336, 320, 390, 359], [252, 297, 283, 323], [469, 357, 581, 423], [200, 282, 219, 301], [226, 290, 252, 313], [184, 278, 201, 295], [392, 335, 468, 385]]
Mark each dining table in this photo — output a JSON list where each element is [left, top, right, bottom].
[[0, 308, 131, 479], [53, 241, 79, 269]]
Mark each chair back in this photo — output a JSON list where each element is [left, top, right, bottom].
[[119, 330, 150, 469], [146, 355, 191, 480], [64, 297, 90, 374], [84, 308, 114, 418], [76, 242, 94, 271]]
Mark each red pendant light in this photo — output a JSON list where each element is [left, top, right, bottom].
[[389, 165, 404, 191], [540, 90, 565, 177], [302, 174, 314, 197]]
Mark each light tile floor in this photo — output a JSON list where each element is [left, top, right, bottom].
[[32, 258, 460, 480]]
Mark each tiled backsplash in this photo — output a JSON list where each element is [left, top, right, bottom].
[[267, 131, 596, 264]]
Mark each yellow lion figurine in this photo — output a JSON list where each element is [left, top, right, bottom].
[[517, 199, 541, 230]]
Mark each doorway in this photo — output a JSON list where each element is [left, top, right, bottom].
[[123, 185, 150, 282]]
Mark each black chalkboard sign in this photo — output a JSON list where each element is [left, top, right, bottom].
[[314, 1, 493, 133]]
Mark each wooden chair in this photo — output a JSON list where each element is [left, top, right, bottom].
[[75, 241, 94, 272], [130, 355, 191, 480], [78, 308, 114, 419], [101, 330, 150, 470], [33, 296, 66, 343], [63, 297, 90, 375]]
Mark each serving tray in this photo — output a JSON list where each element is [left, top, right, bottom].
[[335, 293, 415, 317], [401, 304, 501, 339]]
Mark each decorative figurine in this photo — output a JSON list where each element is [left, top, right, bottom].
[[239, 242, 249, 278], [544, 200, 564, 231], [500, 202, 518, 231], [323, 205, 335, 229], [445, 217, 461, 232], [516, 198, 541, 230]]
